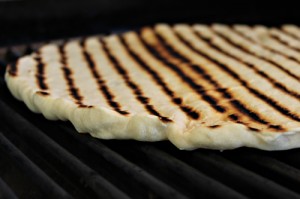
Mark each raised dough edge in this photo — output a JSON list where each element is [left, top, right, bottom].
[[5, 58, 300, 151]]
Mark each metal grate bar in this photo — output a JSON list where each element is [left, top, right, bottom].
[[173, 150, 300, 199], [0, 100, 131, 199], [0, 125, 93, 199], [275, 150, 300, 169], [2, 35, 300, 199], [0, 176, 18, 199], [59, 124, 190, 199], [224, 151, 300, 194], [0, 132, 72, 199], [129, 145, 247, 199], [0, 86, 190, 199]]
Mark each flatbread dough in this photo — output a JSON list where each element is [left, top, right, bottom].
[[6, 24, 300, 150]]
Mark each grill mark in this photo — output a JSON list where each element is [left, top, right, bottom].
[[211, 28, 300, 82], [209, 125, 221, 129], [119, 35, 200, 119], [58, 44, 84, 105], [269, 33, 300, 53], [78, 104, 94, 108], [80, 39, 129, 115], [36, 91, 50, 96], [228, 114, 239, 121], [149, 28, 272, 125], [7, 61, 18, 76], [173, 28, 300, 123], [193, 29, 300, 101], [99, 38, 172, 122], [34, 52, 48, 90], [231, 27, 300, 65], [138, 29, 227, 114], [268, 124, 285, 131], [248, 127, 259, 132], [281, 27, 300, 40]]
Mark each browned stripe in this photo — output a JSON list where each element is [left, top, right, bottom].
[[138, 29, 228, 114], [99, 38, 172, 122], [209, 125, 221, 129], [173, 28, 300, 123], [211, 28, 300, 82], [281, 27, 300, 40], [36, 91, 50, 96], [148, 29, 273, 126], [269, 33, 300, 52], [34, 51, 48, 90], [58, 44, 84, 105], [7, 61, 18, 77], [248, 127, 260, 132], [193, 29, 300, 101], [231, 27, 300, 65], [79, 39, 129, 115], [119, 35, 200, 119]]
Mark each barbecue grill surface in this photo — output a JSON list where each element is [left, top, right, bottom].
[[2, 1, 300, 197], [2, 34, 300, 199]]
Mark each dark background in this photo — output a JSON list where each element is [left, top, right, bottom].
[[0, 0, 299, 46]]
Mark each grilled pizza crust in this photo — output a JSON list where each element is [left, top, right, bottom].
[[6, 24, 300, 150]]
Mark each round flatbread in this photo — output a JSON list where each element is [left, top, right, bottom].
[[6, 23, 300, 150]]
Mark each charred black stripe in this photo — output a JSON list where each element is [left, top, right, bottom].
[[281, 28, 300, 40], [231, 27, 300, 65], [174, 29, 300, 122], [36, 91, 50, 96], [151, 28, 268, 124], [269, 33, 300, 52], [58, 44, 83, 105], [138, 29, 227, 114], [209, 125, 221, 128], [99, 38, 172, 122], [80, 39, 129, 115], [193, 30, 300, 100], [228, 114, 239, 121], [34, 52, 48, 90], [248, 127, 259, 132], [119, 35, 200, 119], [211, 28, 300, 82], [149, 29, 276, 124], [156, 29, 269, 124], [7, 61, 18, 76]]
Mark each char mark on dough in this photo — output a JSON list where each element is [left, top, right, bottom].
[[230, 100, 268, 124], [281, 27, 300, 40], [193, 30, 300, 100], [78, 104, 94, 108], [228, 114, 239, 121], [269, 33, 300, 53], [119, 35, 200, 119], [209, 125, 221, 128], [80, 39, 129, 115], [148, 28, 273, 125], [7, 61, 18, 77], [248, 127, 260, 132], [152, 27, 270, 125], [138, 29, 227, 114], [230, 27, 300, 65], [268, 124, 285, 131], [99, 38, 172, 122], [174, 29, 300, 123], [34, 51, 48, 90], [58, 44, 84, 105], [36, 91, 50, 96], [210, 28, 300, 82]]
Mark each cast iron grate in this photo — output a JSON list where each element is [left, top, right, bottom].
[[1, 38, 300, 199]]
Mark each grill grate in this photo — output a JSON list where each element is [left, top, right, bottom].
[[1, 38, 300, 199]]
